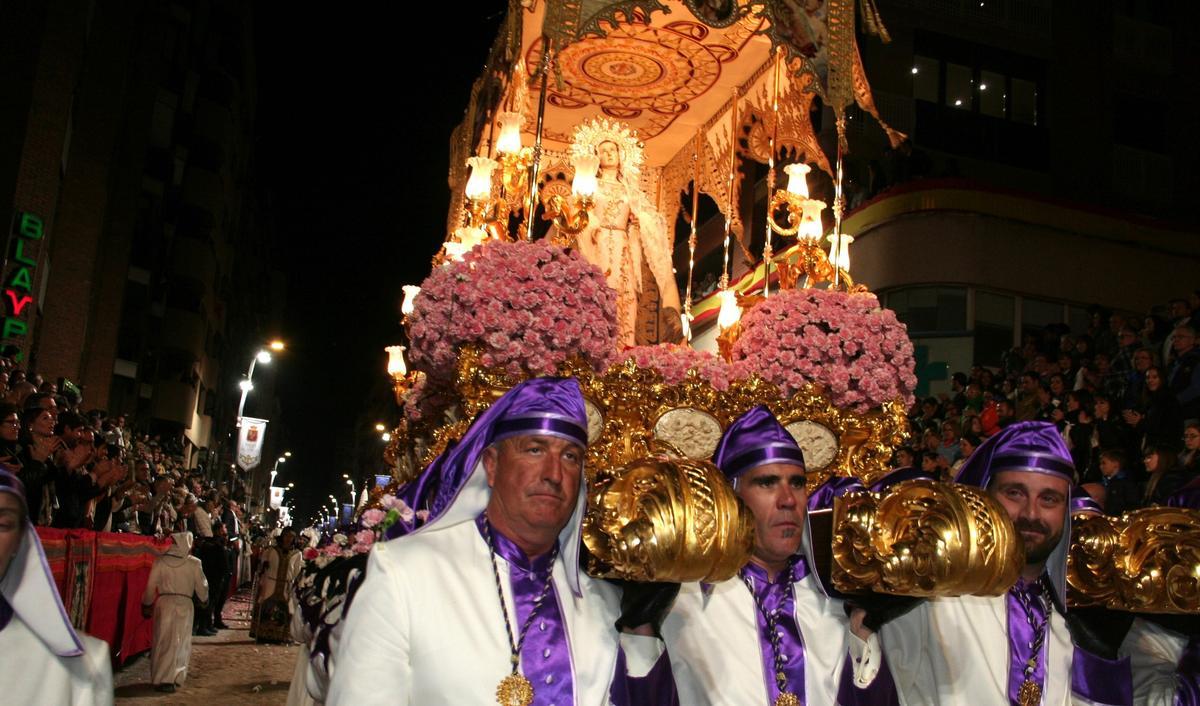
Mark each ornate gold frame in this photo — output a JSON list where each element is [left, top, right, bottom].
[[429, 345, 908, 488]]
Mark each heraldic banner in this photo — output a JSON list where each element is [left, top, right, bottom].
[[237, 416, 269, 471]]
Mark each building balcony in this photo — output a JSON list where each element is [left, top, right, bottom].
[[171, 234, 217, 296], [150, 380, 197, 428], [180, 165, 224, 224], [159, 306, 206, 358]]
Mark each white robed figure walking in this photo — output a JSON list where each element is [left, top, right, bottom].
[[0, 467, 113, 706], [141, 530, 208, 693]]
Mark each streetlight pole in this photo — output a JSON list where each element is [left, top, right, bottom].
[[237, 340, 285, 427]]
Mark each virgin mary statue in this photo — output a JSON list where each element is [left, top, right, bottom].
[[559, 119, 682, 347]]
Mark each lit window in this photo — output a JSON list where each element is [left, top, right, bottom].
[[912, 55, 939, 103], [980, 70, 1005, 117], [1011, 78, 1038, 124], [945, 63, 973, 110]]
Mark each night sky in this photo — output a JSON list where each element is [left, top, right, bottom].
[[254, 6, 507, 520]]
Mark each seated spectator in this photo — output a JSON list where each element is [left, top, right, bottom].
[[1143, 444, 1188, 506], [1092, 449, 1141, 516], [1168, 325, 1200, 420], [1180, 420, 1200, 473], [936, 420, 961, 466], [951, 433, 982, 474], [892, 446, 915, 469], [1123, 365, 1183, 448]]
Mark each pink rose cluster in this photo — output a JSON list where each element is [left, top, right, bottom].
[[730, 288, 917, 413], [408, 240, 619, 383], [615, 344, 734, 390]]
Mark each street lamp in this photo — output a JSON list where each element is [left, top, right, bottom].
[[237, 341, 286, 426], [374, 423, 386, 432], [346, 478, 356, 507]]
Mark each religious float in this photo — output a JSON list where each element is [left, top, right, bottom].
[[298, 0, 1200, 698]]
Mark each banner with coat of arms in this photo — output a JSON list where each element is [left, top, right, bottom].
[[237, 417, 269, 471]]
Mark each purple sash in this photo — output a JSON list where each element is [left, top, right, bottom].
[[1006, 578, 1049, 706], [476, 516, 574, 706], [742, 559, 809, 704]]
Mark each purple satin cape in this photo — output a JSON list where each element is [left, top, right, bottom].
[[836, 648, 898, 706], [1070, 646, 1132, 705], [714, 405, 805, 480], [741, 559, 809, 703], [1177, 638, 1200, 706], [609, 647, 678, 706]]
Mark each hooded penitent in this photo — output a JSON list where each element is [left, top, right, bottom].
[[0, 467, 85, 657], [954, 420, 1076, 606]]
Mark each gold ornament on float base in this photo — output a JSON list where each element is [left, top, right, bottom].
[[831, 480, 1024, 597], [1068, 506, 1200, 614], [583, 457, 754, 583]]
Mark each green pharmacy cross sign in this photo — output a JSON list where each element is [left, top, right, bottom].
[[2, 212, 44, 354]]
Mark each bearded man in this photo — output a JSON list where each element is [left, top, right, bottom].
[[870, 422, 1133, 705]]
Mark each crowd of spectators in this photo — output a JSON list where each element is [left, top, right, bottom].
[[899, 291, 1200, 516], [0, 361, 250, 535]]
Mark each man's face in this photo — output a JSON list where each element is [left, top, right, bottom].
[[135, 462, 150, 481], [153, 478, 170, 496], [279, 530, 296, 550], [1171, 301, 1190, 320], [1099, 456, 1119, 477], [990, 470, 1068, 567], [1021, 375, 1038, 392], [921, 454, 938, 472], [483, 435, 583, 540], [0, 492, 22, 581], [1133, 350, 1152, 372], [736, 462, 807, 569], [1173, 329, 1196, 354], [896, 449, 914, 467]]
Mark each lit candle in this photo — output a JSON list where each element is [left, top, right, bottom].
[[827, 233, 855, 270], [401, 286, 421, 316], [717, 289, 742, 331], [464, 156, 498, 200], [799, 200, 826, 242], [784, 163, 812, 198], [570, 153, 600, 197], [681, 311, 692, 341], [385, 345, 407, 377], [496, 112, 523, 154]]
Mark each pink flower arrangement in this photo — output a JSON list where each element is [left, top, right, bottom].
[[615, 344, 734, 390], [730, 289, 917, 413], [360, 508, 386, 528], [351, 529, 375, 554], [408, 240, 619, 383]]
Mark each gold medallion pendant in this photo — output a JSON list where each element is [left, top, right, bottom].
[[496, 672, 534, 706], [1018, 678, 1041, 706], [774, 692, 801, 706]]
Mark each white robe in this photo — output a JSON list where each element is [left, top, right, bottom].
[[326, 519, 662, 705], [662, 573, 880, 705], [142, 551, 208, 686], [880, 595, 1117, 706], [1120, 618, 1189, 705], [0, 613, 113, 706]]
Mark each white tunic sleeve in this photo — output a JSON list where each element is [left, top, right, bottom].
[[192, 557, 210, 604], [326, 542, 412, 706], [618, 632, 665, 677], [879, 601, 933, 699], [1121, 618, 1188, 706], [141, 561, 161, 606]]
